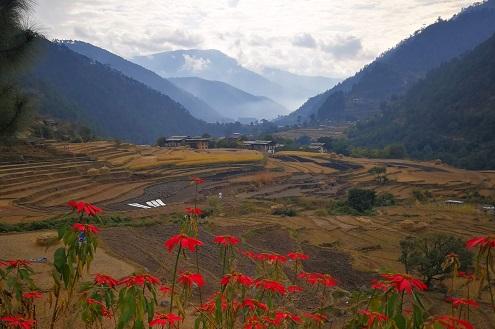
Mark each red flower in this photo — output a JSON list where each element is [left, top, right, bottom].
[[244, 315, 268, 329], [185, 207, 204, 216], [149, 313, 182, 327], [446, 297, 479, 308], [221, 273, 254, 287], [178, 272, 205, 288], [22, 291, 43, 300], [287, 285, 303, 293], [119, 274, 161, 287], [72, 223, 100, 234], [457, 272, 475, 281], [94, 274, 118, 288], [370, 279, 392, 292], [303, 313, 328, 324], [466, 236, 495, 249], [287, 252, 309, 261], [0, 316, 36, 329], [432, 315, 474, 329], [272, 311, 302, 325], [242, 299, 268, 312], [0, 259, 31, 269], [298, 272, 337, 287], [164, 234, 203, 253], [67, 200, 102, 216], [86, 298, 112, 318], [159, 285, 171, 294], [255, 279, 286, 295], [380, 273, 427, 294], [214, 235, 240, 246], [191, 176, 205, 185], [358, 309, 388, 328]]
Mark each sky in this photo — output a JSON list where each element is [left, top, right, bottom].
[[32, 0, 479, 78]]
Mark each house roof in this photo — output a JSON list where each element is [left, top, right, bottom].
[[243, 140, 274, 146]]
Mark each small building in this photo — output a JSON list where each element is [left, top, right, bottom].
[[162, 136, 209, 149], [308, 142, 326, 153], [243, 140, 276, 154], [184, 137, 209, 150]]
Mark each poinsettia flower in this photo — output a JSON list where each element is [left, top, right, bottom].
[[431, 315, 474, 329], [358, 309, 388, 328], [255, 279, 286, 295], [380, 273, 427, 294], [186, 207, 204, 216], [242, 299, 269, 312], [287, 252, 309, 261], [178, 272, 205, 288], [446, 297, 479, 308], [191, 176, 205, 185], [303, 312, 328, 324], [457, 272, 475, 281], [370, 279, 392, 292], [94, 274, 118, 288], [164, 234, 203, 253], [86, 298, 112, 318], [214, 235, 240, 246], [72, 223, 100, 234], [149, 313, 182, 327], [0, 259, 31, 269], [22, 291, 43, 300], [466, 236, 495, 249], [221, 273, 254, 287], [67, 200, 102, 216], [287, 285, 303, 293], [119, 274, 161, 287], [298, 272, 337, 287], [159, 285, 171, 294], [272, 311, 302, 325], [0, 316, 36, 329]]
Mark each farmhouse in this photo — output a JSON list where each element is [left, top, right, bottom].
[[162, 136, 209, 149], [243, 140, 276, 154], [308, 142, 326, 153]]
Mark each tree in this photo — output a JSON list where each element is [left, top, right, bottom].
[[399, 234, 472, 287], [347, 188, 376, 213], [0, 0, 39, 139], [368, 166, 387, 184]]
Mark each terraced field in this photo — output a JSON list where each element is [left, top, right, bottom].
[[2, 143, 495, 328]]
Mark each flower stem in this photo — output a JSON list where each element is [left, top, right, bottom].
[[169, 245, 182, 313], [486, 250, 494, 310], [195, 249, 203, 304]]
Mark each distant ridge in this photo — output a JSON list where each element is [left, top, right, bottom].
[[59, 40, 226, 123], [279, 0, 495, 125]]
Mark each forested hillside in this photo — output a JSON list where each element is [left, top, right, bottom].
[[350, 33, 495, 169], [24, 39, 211, 144], [279, 0, 495, 125], [59, 40, 225, 123]]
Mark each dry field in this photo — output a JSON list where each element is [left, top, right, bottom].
[[1, 143, 495, 327], [273, 125, 349, 140]]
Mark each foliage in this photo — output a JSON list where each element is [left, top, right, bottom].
[[317, 137, 351, 155], [0, 0, 38, 139], [399, 234, 472, 286], [412, 190, 433, 203], [347, 188, 376, 213], [271, 207, 297, 217], [350, 32, 495, 170], [375, 193, 396, 207]]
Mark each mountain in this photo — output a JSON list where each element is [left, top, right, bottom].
[[57, 40, 225, 123], [280, 0, 495, 125], [24, 39, 212, 144], [261, 68, 340, 109], [132, 49, 341, 112], [350, 32, 495, 170], [169, 77, 287, 121]]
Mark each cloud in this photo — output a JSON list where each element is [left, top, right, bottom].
[[292, 33, 317, 48], [31, 0, 479, 77], [321, 35, 363, 59], [181, 55, 210, 72]]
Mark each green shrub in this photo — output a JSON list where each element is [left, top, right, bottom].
[[375, 192, 396, 206], [347, 188, 376, 213], [272, 207, 297, 217]]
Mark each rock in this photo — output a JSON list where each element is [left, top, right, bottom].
[[36, 232, 59, 246], [87, 168, 99, 176], [99, 166, 111, 175]]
